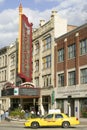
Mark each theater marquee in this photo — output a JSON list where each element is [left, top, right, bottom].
[[18, 6, 33, 82]]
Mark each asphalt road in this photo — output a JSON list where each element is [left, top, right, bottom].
[[0, 121, 87, 130]]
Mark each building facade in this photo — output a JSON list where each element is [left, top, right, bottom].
[[1, 5, 87, 118], [0, 46, 9, 110], [54, 23, 87, 118], [32, 11, 69, 115], [0, 9, 77, 114], [0, 41, 22, 111]]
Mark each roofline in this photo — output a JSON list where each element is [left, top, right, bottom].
[[55, 23, 87, 42]]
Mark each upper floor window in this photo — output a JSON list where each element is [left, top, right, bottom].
[[0, 72, 1, 81], [58, 73, 64, 87], [80, 39, 87, 55], [5, 55, 7, 66], [10, 54, 15, 66], [43, 55, 51, 69], [43, 36, 51, 51], [0, 57, 1, 67], [68, 44, 76, 59], [43, 74, 51, 88], [35, 42, 39, 54], [80, 68, 87, 84], [10, 69, 15, 80], [35, 60, 39, 71], [58, 48, 64, 62], [68, 71, 76, 86], [35, 77, 39, 87]]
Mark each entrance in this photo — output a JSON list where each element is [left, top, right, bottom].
[[10, 98, 39, 114], [42, 96, 51, 114], [70, 99, 74, 116]]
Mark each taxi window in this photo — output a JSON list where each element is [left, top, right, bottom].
[[55, 114, 63, 119], [44, 114, 53, 119]]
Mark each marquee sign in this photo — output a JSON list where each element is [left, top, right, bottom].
[[19, 88, 40, 96], [1, 87, 40, 97], [18, 12, 33, 82]]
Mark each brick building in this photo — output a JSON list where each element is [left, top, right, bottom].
[[54, 23, 87, 118]]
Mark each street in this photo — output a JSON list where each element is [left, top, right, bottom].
[[0, 121, 87, 130]]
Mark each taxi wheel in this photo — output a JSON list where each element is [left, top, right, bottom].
[[62, 121, 70, 128], [31, 122, 39, 129]]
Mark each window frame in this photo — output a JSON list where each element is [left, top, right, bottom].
[[68, 71, 76, 86], [80, 39, 87, 55], [68, 44, 76, 59], [58, 73, 64, 87], [43, 55, 51, 69], [43, 36, 51, 51], [80, 68, 87, 84], [58, 48, 64, 62]]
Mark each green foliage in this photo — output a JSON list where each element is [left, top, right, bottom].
[[10, 108, 25, 119], [82, 112, 87, 118]]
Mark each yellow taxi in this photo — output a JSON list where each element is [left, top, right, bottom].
[[24, 113, 80, 128]]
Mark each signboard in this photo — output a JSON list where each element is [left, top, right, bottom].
[[1, 87, 40, 97], [14, 88, 19, 95], [51, 90, 55, 105], [18, 13, 33, 82], [1, 88, 14, 96], [19, 88, 40, 96]]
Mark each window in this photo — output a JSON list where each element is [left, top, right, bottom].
[[10, 70, 15, 80], [0, 72, 1, 81], [44, 114, 53, 119], [10, 54, 15, 66], [68, 71, 76, 86], [5, 70, 6, 81], [80, 39, 87, 55], [68, 44, 76, 59], [35, 60, 39, 71], [58, 73, 64, 87], [43, 55, 51, 69], [55, 114, 63, 119], [35, 77, 39, 86], [80, 68, 87, 84], [58, 48, 64, 62], [80, 99, 87, 118], [35, 42, 39, 54], [43, 36, 51, 51], [43, 74, 51, 88], [0, 57, 1, 67], [5, 55, 7, 66]]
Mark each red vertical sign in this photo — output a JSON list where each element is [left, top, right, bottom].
[[19, 14, 33, 82]]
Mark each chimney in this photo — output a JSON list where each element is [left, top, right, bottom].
[[39, 20, 45, 26], [51, 10, 57, 18]]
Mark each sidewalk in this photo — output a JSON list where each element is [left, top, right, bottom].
[[79, 118, 87, 125]]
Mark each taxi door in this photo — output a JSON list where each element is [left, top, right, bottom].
[[54, 113, 64, 126], [43, 114, 56, 126]]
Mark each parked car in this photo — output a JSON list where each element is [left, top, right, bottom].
[[24, 113, 80, 128]]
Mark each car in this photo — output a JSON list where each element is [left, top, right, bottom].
[[24, 113, 80, 128]]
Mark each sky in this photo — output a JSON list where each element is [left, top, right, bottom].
[[0, 0, 87, 48]]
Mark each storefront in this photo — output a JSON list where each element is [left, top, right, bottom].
[[1, 82, 40, 113], [55, 85, 87, 118]]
